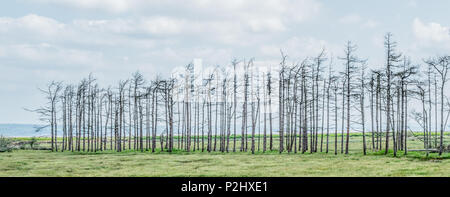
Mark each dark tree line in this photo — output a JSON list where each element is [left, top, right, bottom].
[[34, 33, 450, 156]]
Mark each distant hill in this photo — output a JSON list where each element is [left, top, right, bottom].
[[0, 124, 50, 137]]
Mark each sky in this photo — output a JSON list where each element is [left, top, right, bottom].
[[0, 0, 449, 124]]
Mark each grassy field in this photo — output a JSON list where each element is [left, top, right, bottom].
[[1, 134, 450, 177], [0, 149, 449, 177]]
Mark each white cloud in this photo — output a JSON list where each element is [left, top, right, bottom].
[[27, 0, 320, 34], [260, 36, 340, 59], [140, 17, 185, 35], [141, 47, 232, 68], [407, 0, 418, 7], [413, 18, 450, 43], [17, 1, 323, 48], [247, 18, 286, 32], [0, 43, 104, 70], [0, 14, 65, 36], [362, 20, 379, 29], [338, 14, 379, 29], [189, 0, 321, 23], [29, 0, 135, 13], [1, 0, 322, 124], [73, 19, 134, 34], [0, 14, 288, 49], [339, 14, 363, 24], [28, 0, 320, 19], [409, 18, 450, 58], [71, 17, 287, 46], [74, 17, 189, 35]]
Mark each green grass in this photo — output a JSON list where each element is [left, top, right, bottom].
[[0, 150, 449, 177], [1, 149, 450, 177], [1, 134, 450, 177]]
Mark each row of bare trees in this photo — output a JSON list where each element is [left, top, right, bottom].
[[34, 33, 450, 155]]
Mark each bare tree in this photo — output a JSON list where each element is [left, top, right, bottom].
[[425, 55, 450, 155], [340, 41, 362, 154], [384, 33, 402, 156]]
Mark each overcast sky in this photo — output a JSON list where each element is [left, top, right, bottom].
[[1, 0, 449, 124]]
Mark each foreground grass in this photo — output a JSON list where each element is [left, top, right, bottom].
[[2, 134, 450, 177], [0, 149, 449, 177]]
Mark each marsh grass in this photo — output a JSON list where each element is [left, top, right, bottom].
[[1, 134, 449, 177]]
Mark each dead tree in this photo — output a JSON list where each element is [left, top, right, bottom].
[[384, 33, 402, 156], [425, 55, 450, 155], [340, 41, 361, 154]]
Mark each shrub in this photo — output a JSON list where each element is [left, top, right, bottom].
[[30, 137, 38, 149], [0, 135, 13, 152]]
